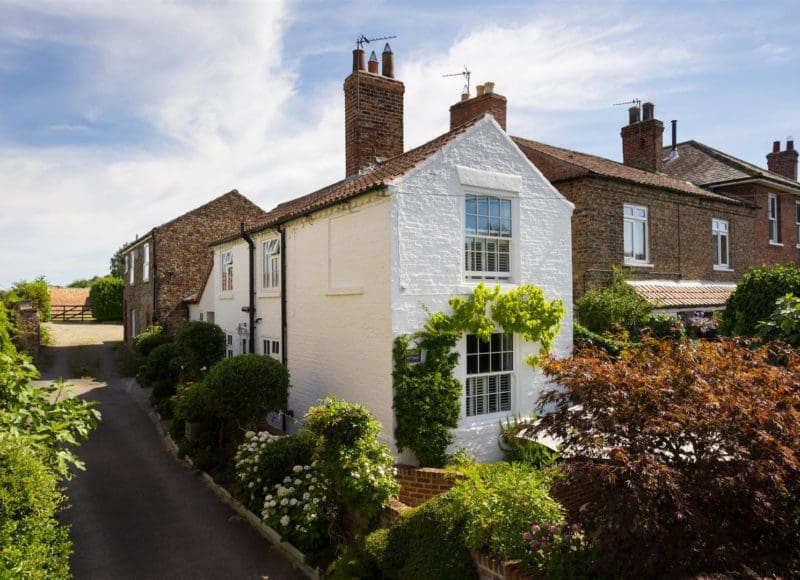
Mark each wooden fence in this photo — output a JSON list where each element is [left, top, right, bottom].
[[51, 304, 93, 322]]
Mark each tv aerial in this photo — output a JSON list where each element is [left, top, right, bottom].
[[613, 98, 641, 109], [443, 66, 472, 96], [356, 34, 397, 49]]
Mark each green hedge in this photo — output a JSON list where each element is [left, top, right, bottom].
[[573, 323, 631, 356], [175, 321, 225, 380], [0, 437, 71, 579], [89, 276, 123, 321], [721, 264, 800, 336], [134, 325, 170, 357]]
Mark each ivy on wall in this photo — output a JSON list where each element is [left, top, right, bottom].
[[393, 283, 566, 467]]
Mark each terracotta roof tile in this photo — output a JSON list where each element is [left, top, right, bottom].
[[241, 116, 483, 237], [512, 137, 746, 205], [663, 140, 800, 190], [48, 287, 90, 307], [629, 281, 736, 308]]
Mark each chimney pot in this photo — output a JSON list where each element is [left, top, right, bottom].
[[352, 48, 366, 72], [484, 81, 495, 94], [788, 139, 794, 151], [766, 136, 798, 181], [381, 43, 394, 78], [628, 106, 640, 125], [671, 119, 677, 151], [642, 102, 654, 121], [368, 51, 379, 74], [773, 140, 781, 153], [476, 84, 485, 96], [621, 102, 664, 172]]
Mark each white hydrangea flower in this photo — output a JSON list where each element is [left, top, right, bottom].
[[294, 479, 302, 485], [292, 465, 303, 473], [281, 498, 289, 506], [289, 498, 298, 506], [280, 515, 290, 527]]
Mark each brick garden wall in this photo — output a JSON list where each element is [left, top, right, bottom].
[[393, 464, 462, 507]]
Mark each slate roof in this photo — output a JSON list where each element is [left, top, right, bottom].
[[662, 140, 800, 191], [512, 137, 746, 205], [237, 115, 483, 238], [629, 280, 736, 308]]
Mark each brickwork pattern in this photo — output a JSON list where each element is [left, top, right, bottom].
[[123, 191, 266, 344], [621, 117, 664, 173], [555, 177, 755, 298], [766, 145, 798, 181], [717, 182, 800, 267], [450, 92, 508, 131], [393, 464, 462, 507], [344, 70, 404, 177]]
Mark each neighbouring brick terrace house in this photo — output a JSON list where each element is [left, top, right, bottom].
[[122, 190, 265, 345], [450, 92, 757, 311], [663, 138, 800, 266]]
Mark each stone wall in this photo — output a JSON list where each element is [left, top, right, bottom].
[[13, 301, 40, 357]]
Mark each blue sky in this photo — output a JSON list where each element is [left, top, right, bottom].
[[0, 0, 797, 287]]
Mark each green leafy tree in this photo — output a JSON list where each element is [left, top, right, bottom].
[[5, 277, 51, 321], [89, 276, 123, 321], [110, 244, 127, 278], [757, 293, 800, 346], [175, 321, 226, 380], [67, 276, 102, 288], [575, 266, 651, 336]]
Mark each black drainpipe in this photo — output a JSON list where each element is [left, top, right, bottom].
[[280, 226, 287, 367], [240, 222, 256, 353]]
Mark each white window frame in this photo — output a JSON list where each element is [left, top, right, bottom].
[[263, 338, 281, 360], [226, 334, 234, 358], [262, 238, 281, 290], [623, 204, 649, 265], [712, 218, 730, 270], [464, 332, 514, 417], [464, 193, 513, 281], [142, 243, 150, 282], [795, 201, 800, 248], [221, 251, 234, 292], [768, 194, 780, 244], [129, 251, 136, 285]]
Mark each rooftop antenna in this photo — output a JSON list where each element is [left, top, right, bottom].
[[443, 66, 472, 97], [612, 98, 641, 109], [356, 34, 397, 49]]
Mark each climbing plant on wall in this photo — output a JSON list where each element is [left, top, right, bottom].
[[393, 283, 566, 467]]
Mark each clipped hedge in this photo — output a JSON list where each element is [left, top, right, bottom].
[[328, 495, 475, 580], [575, 268, 651, 336], [0, 437, 71, 579], [134, 324, 170, 357], [721, 264, 800, 336], [89, 276, 123, 321], [139, 342, 181, 400], [175, 321, 225, 379]]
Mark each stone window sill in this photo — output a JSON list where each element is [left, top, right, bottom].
[[713, 266, 734, 272], [769, 241, 784, 247], [624, 261, 654, 269]]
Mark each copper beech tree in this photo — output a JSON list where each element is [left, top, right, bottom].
[[537, 338, 800, 578]]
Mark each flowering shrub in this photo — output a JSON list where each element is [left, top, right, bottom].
[[522, 522, 597, 577], [305, 397, 399, 521], [682, 310, 717, 338], [261, 464, 330, 553], [233, 430, 313, 513]]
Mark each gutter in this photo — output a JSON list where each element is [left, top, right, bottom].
[[240, 222, 256, 354], [280, 226, 287, 367]]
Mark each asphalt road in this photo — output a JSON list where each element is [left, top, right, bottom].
[[39, 323, 306, 580]]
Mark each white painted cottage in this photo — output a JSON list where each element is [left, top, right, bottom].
[[189, 46, 573, 462]]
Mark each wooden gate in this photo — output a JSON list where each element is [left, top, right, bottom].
[[51, 304, 93, 322]]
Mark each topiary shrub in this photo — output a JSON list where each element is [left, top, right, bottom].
[[89, 276, 123, 321], [174, 321, 225, 380], [575, 267, 651, 336], [720, 264, 800, 337], [202, 354, 289, 432], [0, 437, 71, 579], [134, 324, 170, 357], [137, 341, 180, 392]]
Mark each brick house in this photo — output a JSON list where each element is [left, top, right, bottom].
[[663, 138, 800, 266], [122, 189, 265, 344], [189, 46, 574, 462]]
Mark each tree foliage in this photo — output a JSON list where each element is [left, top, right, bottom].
[[4, 277, 51, 321], [575, 267, 651, 336], [756, 293, 800, 347], [536, 338, 800, 577], [721, 263, 800, 336], [67, 276, 102, 288], [89, 275, 123, 321], [109, 244, 127, 278], [175, 321, 225, 380]]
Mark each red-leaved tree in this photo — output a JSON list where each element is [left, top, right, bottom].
[[537, 338, 800, 578]]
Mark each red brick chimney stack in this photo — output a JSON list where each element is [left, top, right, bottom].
[[767, 139, 798, 181], [449, 82, 507, 131], [344, 44, 405, 176], [621, 101, 664, 173], [381, 43, 394, 78], [368, 51, 379, 74]]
